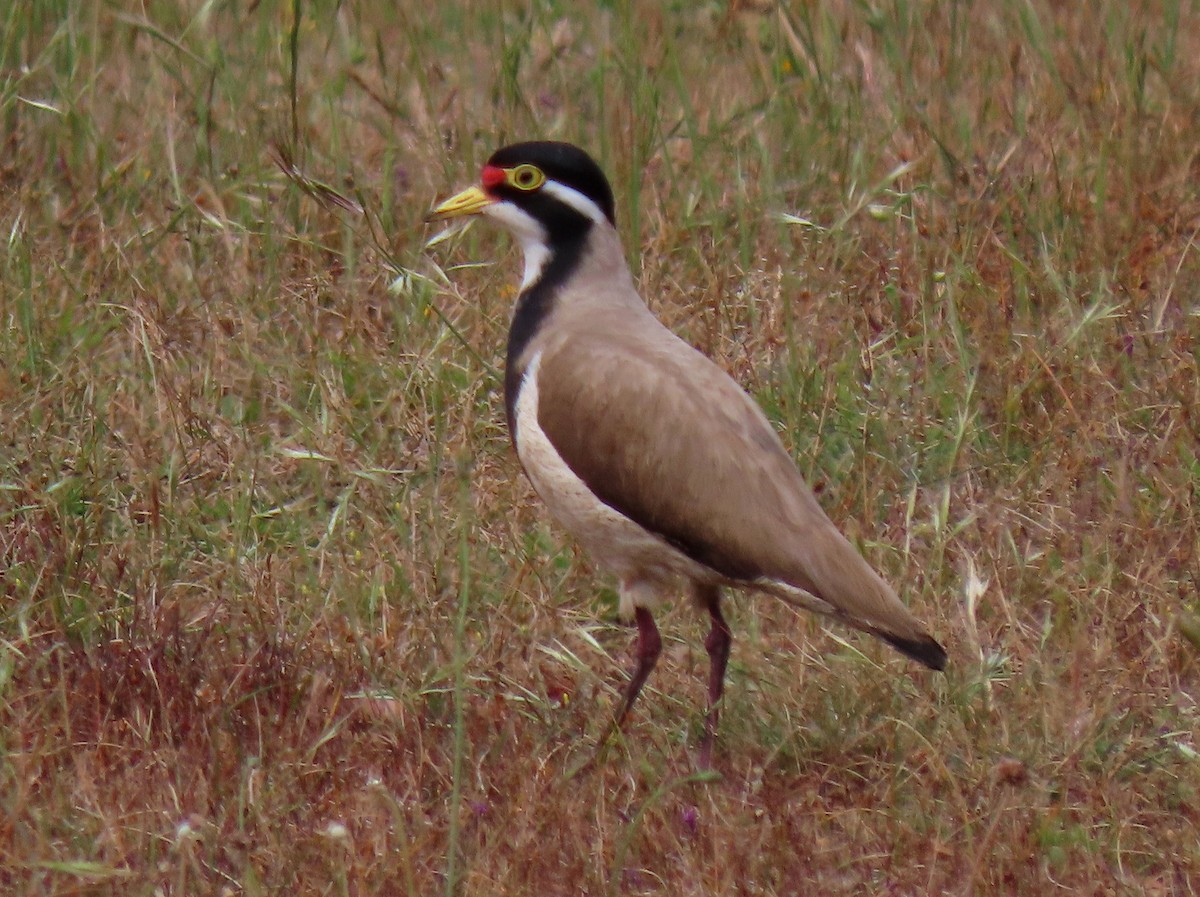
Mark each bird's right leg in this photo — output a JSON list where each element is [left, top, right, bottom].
[[606, 578, 664, 731], [613, 605, 662, 729], [571, 583, 661, 775]]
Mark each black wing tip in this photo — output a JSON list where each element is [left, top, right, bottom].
[[881, 632, 948, 671]]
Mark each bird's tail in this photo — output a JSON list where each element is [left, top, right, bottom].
[[875, 629, 947, 670], [767, 527, 947, 670]]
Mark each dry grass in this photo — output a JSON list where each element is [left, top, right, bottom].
[[2, 1, 1199, 894]]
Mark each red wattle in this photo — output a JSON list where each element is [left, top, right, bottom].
[[481, 165, 506, 189]]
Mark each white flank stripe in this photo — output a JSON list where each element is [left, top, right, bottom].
[[513, 352, 714, 618]]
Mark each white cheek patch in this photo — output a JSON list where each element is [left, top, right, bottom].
[[484, 202, 550, 289], [480, 182, 609, 292]]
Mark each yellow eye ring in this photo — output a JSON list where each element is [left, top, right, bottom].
[[507, 164, 545, 191]]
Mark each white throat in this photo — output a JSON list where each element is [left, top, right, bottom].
[[483, 202, 551, 290]]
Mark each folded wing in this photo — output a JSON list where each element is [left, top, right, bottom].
[[534, 313, 946, 669]]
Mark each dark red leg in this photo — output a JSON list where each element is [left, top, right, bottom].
[[613, 606, 662, 729], [568, 605, 663, 775], [697, 585, 731, 767]]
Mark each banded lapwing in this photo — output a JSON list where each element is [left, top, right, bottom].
[[429, 141, 946, 765]]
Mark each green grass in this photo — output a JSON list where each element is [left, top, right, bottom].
[[3, 0, 1200, 893]]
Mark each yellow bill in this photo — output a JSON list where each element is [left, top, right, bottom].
[[426, 185, 496, 221]]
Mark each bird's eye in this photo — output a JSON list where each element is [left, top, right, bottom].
[[509, 164, 545, 191]]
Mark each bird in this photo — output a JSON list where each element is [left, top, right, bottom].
[[428, 141, 946, 765]]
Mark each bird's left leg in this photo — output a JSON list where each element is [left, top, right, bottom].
[[694, 583, 731, 767]]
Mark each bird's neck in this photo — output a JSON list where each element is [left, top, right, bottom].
[[520, 241, 552, 291], [503, 233, 588, 433]]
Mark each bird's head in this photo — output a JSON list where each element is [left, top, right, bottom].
[[428, 141, 616, 250]]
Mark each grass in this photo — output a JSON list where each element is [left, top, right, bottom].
[[2, 0, 1199, 893]]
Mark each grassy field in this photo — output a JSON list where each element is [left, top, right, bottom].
[[3, 0, 1199, 893]]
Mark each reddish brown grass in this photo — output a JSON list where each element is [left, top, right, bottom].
[[2, 2, 1198, 894]]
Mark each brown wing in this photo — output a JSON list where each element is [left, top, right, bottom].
[[535, 323, 825, 583], [533, 313, 945, 668]]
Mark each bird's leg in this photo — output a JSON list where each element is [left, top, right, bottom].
[[567, 607, 662, 777], [613, 606, 662, 729], [696, 585, 731, 768]]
